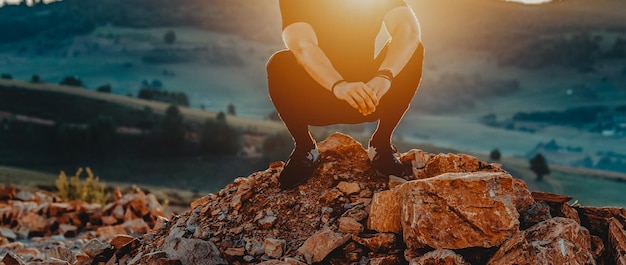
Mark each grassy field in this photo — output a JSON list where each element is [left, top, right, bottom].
[[492, 156, 626, 208]]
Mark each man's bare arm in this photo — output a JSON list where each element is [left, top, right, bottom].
[[379, 6, 421, 77], [367, 6, 421, 99], [283, 22, 378, 115]]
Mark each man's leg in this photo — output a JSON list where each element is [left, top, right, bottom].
[[369, 44, 425, 176], [267, 50, 368, 189]]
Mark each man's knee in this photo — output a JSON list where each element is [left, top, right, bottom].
[[266, 50, 297, 75]]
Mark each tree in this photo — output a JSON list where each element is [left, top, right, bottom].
[[530, 153, 550, 181], [490, 148, 501, 161], [31, 75, 41, 83], [88, 115, 116, 150], [227, 103, 236, 116], [262, 132, 294, 163], [60, 76, 83, 87], [163, 30, 176, 45], [97, 84, 112, 93], [160, 105, 185, 151], [217, 112, 226, 123], [199, 118, 241, 155]]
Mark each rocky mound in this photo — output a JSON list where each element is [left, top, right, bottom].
[[2, 133, 626, 265]]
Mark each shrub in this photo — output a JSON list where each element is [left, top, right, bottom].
[[262, 132, 294, 163], [31, 75, 41, 83], [97, 84, 112, 93], [490, 148, 501, 161], [200, 117, 241, 155], [56, 167, 109, 205], [1, 74, 12, 80], [60, 76, 83, 87], [160, 105, 185, 151], [227, 103, 236, 116], [530, 153, 550, 181], [163, 30, 176, 45], [137, 88, 189, 107]]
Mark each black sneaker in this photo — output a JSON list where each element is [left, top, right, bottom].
[[368, 143, 407, 177], [279, 146, 321, 189]]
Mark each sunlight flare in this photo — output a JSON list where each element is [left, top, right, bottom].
[[506, 0, 552, 5]]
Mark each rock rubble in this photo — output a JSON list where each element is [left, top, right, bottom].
[[2, 133, 626, 264]]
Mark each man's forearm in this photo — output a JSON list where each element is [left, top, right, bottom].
[[290, 42, 344, 92], [378, 26, 420, 78], [378, 7, 421, 78]]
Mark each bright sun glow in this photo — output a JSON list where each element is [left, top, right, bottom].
[[506, 0, 552, 5]]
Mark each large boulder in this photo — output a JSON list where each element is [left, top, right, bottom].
[[161, 235, 225, 265], [367, 189, 402, 234], [487, 217, 595, 265], [398, 172, 520, 249], [296, 227, 351, 263]]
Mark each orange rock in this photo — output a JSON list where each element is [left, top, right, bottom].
[[297, 227, 350, 263], [338, 217, 364, 234], [102, 215, 118, 226], [608, 218, 626, 265], [511, 178, 535, 214], [590, 235, 605, 261], [0, 185, 16, 200], [420, 153, 480, 179], [48, 202, 70, 217], [20, 212, 47, 234], [121, 219, 150, 234], [110, 234, 138, 256], [130, 195, 150, 217], [488, 218, 595, 265], [352, 233, 396, 253], [336, 181, 361, 195], [15, 248, 41, 259], [2, 251, 26, 265], [59, 212, 82, 227], [388, 176, 408, 189], [577, 206, 626, 239], [558, 203, 581, 224], [409, 249, 470, 265], [152, 216, 169, 231], [45, 247, 75, 264], [96, 225, 126, 238], [113, 187, 123, 202], [58, 224, 78, 237], [82, 238, 111, 258], [124, 207, 136, 221], [112, 205, 125, 220], [81, 203, 102, 214], [368, 189, 402, 234], [146, 194, 164, 216], [74, 254, 92, 265], [264, 238, 286, 259], [399, 172, 520, 249], [320, 189, 343, 204], [531, 191, 573, 204], [224, 247, 245, 258], [190, 196, 209, 210]]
